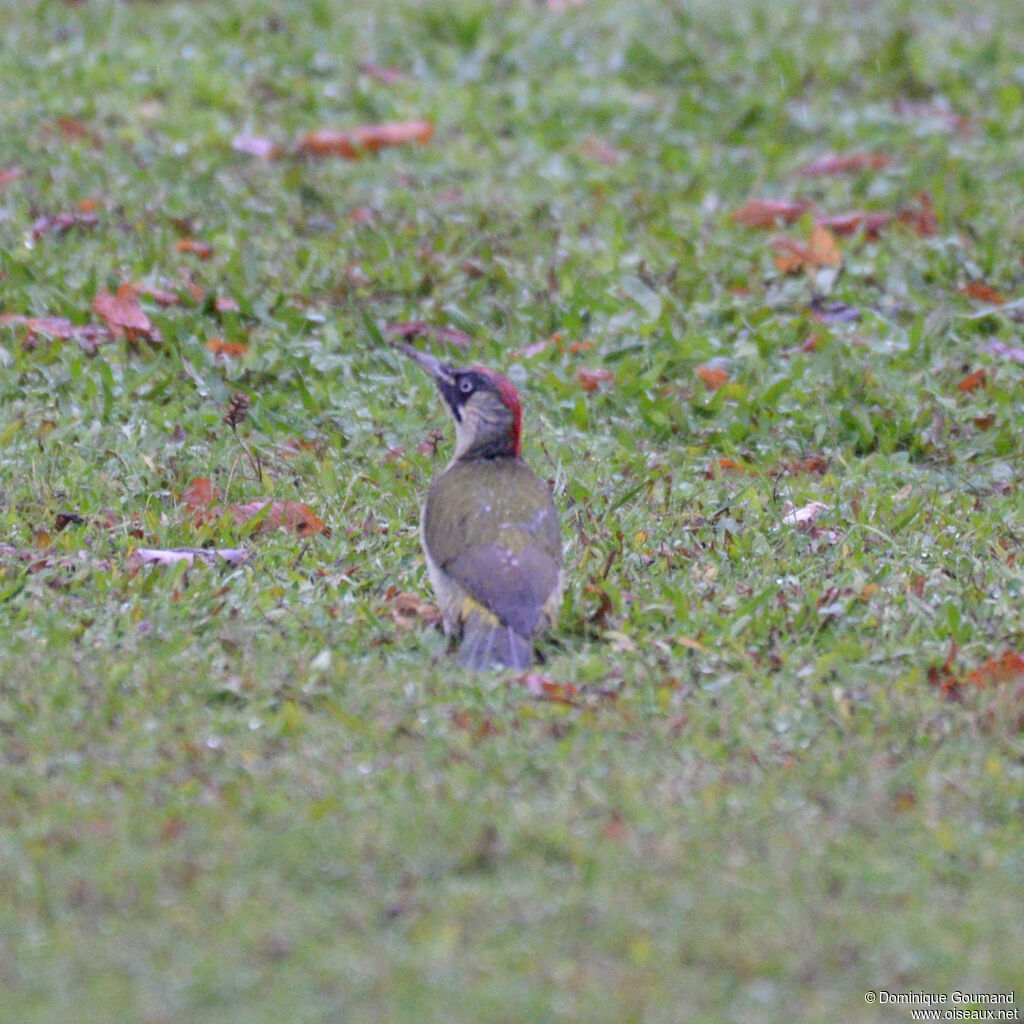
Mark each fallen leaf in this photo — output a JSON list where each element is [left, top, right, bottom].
[[297, 120, 433, 158], [0, 313, 110, 352], [0, 167, 23, 188], [781, 500, 828, 527], [231, 134, 282, 160], [519, 673, 580, 705], [133, 281, 181, 306], [183, 477, 220, 511], [578, 367, 615, 392], [703, 457, 756, 478], [175, 238, 213, 260], [31, 211, 98, 239], [816, 211, 889, 239], [958, 368, 986, 393], [205, 337, 248, 358], [896, 193, 937, 237], [772, 224, 841, 273], [967, 651, 1024, 689], [230, 500, 329, 537], [695, 363, 730, 390], [798, 152, 891, 176], [385, 321, 475, 352], [961, 282, 1008, 305], [56, 116, 99, 145], [214, 294, 241, 314], [389, 591, 441, 630], [128, 547, 250, 571], [92, 284, 160, 343], [732, 198, 813, 228]]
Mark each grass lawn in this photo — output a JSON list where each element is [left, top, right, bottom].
[[2, 0, 1024, 1021]]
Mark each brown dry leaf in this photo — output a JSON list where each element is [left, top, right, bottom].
[[816, 211, 890, 239], [56, 116, 99, 145], [958, 368, 986, 393], [967, 651, 1024, 689], [206, 337, 249, 358], [183, 477, 220, 511], [695, 363, 730, 390], [229, 500, 329, 537], [798, 152, 891, 176], [578, 367, 615, 392], [0, 167, 23, 188], [772, 224, 841, 274], [732, 198, 813, 229], [389, 591, 442, 630], [703, 457, 756, 479], [31, 211, 98, 239], [896, 193, 937, 237], [133, 281, 181, 306], [92, 284, 160, 343], [231, 134, 282, 160], [961, 282, 1008, 305], [297, 120, 433, 158], [0, 313, 111, 352], [175, 238, 213, 260]]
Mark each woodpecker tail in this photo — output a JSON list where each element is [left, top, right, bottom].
[[457, 608, 533, 670]]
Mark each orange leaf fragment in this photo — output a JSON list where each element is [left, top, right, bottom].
[[961, 282, 1007, 305], [966, 652, 1024, 689], [229, 500, 328, 537], [78, 197, 100, 213], [577, 367, 615, 392], [695, 363, 730, 390], [520, 673, 580, 705], [205, 337, 248, 358], [389, 591, 442, 630], [297, 120, 433, 159], [772, 224, 841, 274], [175, 238, 213, 260], [732, 198, 813, 229], [91, 284, 160, 343], [957, 368, 986, 393], [183, 477, 220, 511], [798, 152, 891, 176]]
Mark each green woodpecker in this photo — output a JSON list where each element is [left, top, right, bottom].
[[398, 343, 562, 670]]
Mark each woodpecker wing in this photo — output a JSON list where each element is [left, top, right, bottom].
[[423, 458, 562, 641]]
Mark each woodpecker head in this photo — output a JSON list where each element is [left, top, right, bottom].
[[398, 343, 522, 461]]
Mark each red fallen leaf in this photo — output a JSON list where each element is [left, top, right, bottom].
[[92, 284, 160, 343], [974, 414, 996, 430], [769, 454, 830, 476], [31, 211, 98, 239], [214, 294, 241, 314], [732, 198, 813, 228], [357, 62, 410, 84], [581, 138, 627, 165], [695, 363, 730, 390], [229, 500, 329, 537], [78, 197, 99, 213], [897, 193, 937, 237], [816, 211, 890, 239], [175, 237, 213, 260], [961, 282, 1008, 305], [0, 167, 23, 188], [966, 651, 1024, 689], [578, 367, 615, 392], [183, 477, 220, 511], [385, 321, 475, 352], [205, 337, 248, 358], [957, 368, 986, 393], [0, 314, 111, 352], [231, 134, 282, 160], [772, 224, 841, 273], [703, 457, 757, 479], [798, 152, 891, 176], [297, 120, 433, 158], [55, 116, 100, 145]]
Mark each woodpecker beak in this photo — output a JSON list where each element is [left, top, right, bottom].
[[395, 342, 455, 387]]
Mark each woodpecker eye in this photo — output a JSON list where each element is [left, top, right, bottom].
[[458, 377, 474, 395]]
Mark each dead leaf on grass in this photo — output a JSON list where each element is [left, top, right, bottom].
[[230, 500, 329, 537], [772, 224, 842, 273], [231, 134, 282, 160], [297, 120, 433, 158], [578, 367, 615, 392], [732, 198, 813, 228], [92, 284, 161, 343]]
